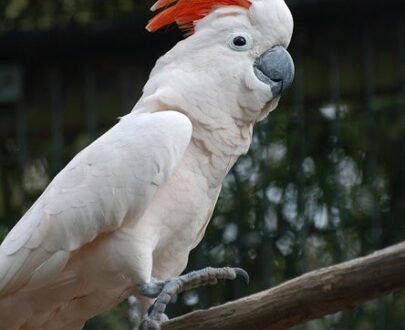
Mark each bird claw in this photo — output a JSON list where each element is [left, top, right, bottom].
[[234, 267, 250, 284], [140, 266, 249, 326], [140, 315, 161, 330], [140, 312, 168, 330]]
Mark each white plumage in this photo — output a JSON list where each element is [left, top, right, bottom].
[[0, 0, 294, 328]]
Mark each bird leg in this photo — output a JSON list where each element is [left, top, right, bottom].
[[138, 266, 249, 330]]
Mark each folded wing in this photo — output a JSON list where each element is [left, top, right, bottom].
[[0, 110, 192, 296]]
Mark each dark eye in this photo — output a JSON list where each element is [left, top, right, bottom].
[[233, 36, 247, 47], [227, 32, 252, 51]]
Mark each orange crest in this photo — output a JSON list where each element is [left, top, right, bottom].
[[146, 0, 252, 33]]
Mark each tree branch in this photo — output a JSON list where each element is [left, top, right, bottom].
[[162, 241, 405, 330]]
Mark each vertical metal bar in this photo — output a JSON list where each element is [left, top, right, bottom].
[[229, 168, 243, 300], [261, 188, 274, 288], [84, 64, 98, 140], [16, 66, 27, 216], [196, 246, 209, 307], [258, 107, 273, 288], [400, 21, 405, 99], [50, 66, 64, 173], [293, 42, 306, 275], [16, 68, 27, 166], [120, 58, 134, 115], [363, 28, 381, 249], [329, 55, 340, 156], [328, 32, 343, 260], [362, 25, 385, 328]]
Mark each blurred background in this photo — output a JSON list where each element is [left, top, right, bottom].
[[0, 0, 404, 329]]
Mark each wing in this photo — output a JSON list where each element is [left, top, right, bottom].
[[0, 110, 192, 296]]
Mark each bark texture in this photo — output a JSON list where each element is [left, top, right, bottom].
[[162, 242, 405, 330]]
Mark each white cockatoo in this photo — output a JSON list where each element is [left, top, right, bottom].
[[0, 0, 294, 328]]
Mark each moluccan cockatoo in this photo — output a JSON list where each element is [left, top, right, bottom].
[[0, 0, 294, 328]]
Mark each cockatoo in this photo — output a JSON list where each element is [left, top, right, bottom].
[[0, 0, 294, 328]]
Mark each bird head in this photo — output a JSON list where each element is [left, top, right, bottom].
[[141, 0, 294, 125]]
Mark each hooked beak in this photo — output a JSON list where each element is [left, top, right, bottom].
[[253, 46, 295, 97]]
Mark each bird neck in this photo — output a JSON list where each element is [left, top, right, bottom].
[[186, 119, 253, 187]]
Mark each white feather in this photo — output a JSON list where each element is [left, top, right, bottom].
[[0, 0, 294, 326], [0, 110, 192, 299]]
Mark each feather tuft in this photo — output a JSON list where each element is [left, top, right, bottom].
[[147, 0, 251, 33]]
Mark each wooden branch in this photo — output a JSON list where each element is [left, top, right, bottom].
[[162, 242, 405, 330]]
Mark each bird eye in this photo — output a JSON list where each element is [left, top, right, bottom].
[[233, 36, 246, 46], [227, 32, 253, 51]]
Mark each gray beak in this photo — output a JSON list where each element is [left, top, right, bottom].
[[253, 46, 295, 97]]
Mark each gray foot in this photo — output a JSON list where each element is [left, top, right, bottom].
[[138, 266, 249, 330], [139, 313, 168, 330]]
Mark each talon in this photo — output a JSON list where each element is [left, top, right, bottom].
[[234, 267, 250, 284], [140, 316, 161, 330], [141, 266, 248, 325]]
